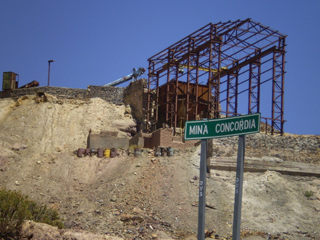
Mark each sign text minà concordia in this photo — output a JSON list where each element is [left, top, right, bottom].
[[184, 113, 261, 140]]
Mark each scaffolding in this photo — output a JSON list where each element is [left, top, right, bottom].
[[147, 19, 286, 135]]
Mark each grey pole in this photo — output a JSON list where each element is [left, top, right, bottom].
[[48, 60, 54, 86], [232, 135, 245, 240], [197, 139, 207, 240]]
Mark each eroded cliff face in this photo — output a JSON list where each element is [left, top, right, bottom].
[[0, 94, 136, 154]]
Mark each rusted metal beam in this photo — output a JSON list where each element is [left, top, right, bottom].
[[213, 46, 276, 80], [248, 60, 261, 114], [156, 40, 217, 75]]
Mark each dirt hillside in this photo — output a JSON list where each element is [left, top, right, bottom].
[[0, 95, 319, 240]]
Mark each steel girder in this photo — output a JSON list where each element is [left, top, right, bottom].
[[147, 18, 287, 135]]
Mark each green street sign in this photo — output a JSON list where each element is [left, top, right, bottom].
[[184, 113, 260, 140]]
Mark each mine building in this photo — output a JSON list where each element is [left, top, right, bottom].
[[146, 18, 286, 136]]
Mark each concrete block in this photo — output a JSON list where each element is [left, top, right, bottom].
[[129, 130, 144, 148], [88, 132, 129, 149]]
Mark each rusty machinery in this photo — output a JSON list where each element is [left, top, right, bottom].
[[147, 18, 286, 135], [104, 67, 145, 87], [2, 72, 39, 90]]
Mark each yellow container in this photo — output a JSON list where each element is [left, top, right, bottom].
[[104, 148, 110, 158]]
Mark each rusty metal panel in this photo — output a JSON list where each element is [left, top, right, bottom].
[[158, 81, 209, 102], [2, 72, 18, 90]]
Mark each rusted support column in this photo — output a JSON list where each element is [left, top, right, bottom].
[[272, 48, 286, 135], [226, 73, 230, 116], [156, 72, 159, 123], [147, 61, 152, 132], [226, 63, 239, 117], [186, 88, 190, 119], [226, 73, 231, 116], [166, 49, 172, 123], [195, 53, 200, 119], [248, 63, 252, 114], [248, 58, 261, 115], [186, 40, 191, 122], [147, 60, 158, 132], [207, 25, 214, 120], [279, 37, 286, 136], [212, 39, 222, 119], [235, 72, 238, 115], [271, 51, 276, 135], [173, 64, 179, 135], [257, 61, 261, 114]]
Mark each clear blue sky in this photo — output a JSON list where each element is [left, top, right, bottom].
[[1, 0, 319, 135]]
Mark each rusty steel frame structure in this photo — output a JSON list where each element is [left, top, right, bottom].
[[147, 19, 286, 135]]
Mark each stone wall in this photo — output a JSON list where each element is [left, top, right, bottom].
[[211, 133, 320, 163], [88, 86, 124, 104], [0, 85, 124, 104]]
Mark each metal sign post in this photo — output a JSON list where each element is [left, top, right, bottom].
[[184, 113, 260, 240], [232, 135, 245, 240], [197, 139, 207, 240]]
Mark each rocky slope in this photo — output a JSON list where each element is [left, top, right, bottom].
[[0, 95, 319, 240]]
